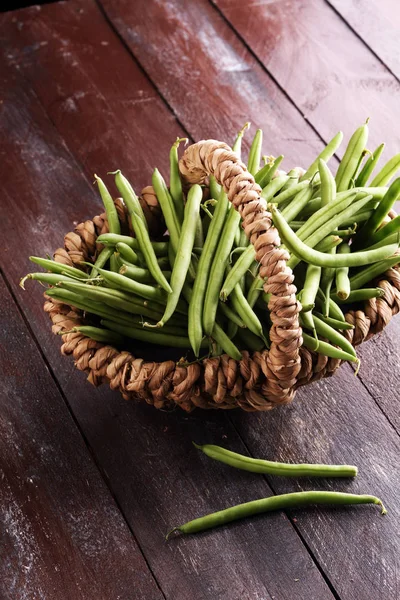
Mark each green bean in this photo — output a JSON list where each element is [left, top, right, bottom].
[[314, 235, 343, 253], [211, 322, 242, 360], [114, 171, 171, 293], [281, 184, 314, 223], [273, 180, 310, 206], [101, 319, 206, 349], [231, 284, 268, 346], [302, 332, 359, 364], [247, 129, 263, 176], [232, 122, 250, 156], [300, 309, 316, 339], [194, 215, 204, 249], [366, 216, 400, 248], [261, 174, 290, 202], [29, 256, 89, 279], [169, 138, 187, 223], [59, 325, 125, 345], [256, 155, 285, 188], [20, 272, 76, 289], [119, 263, 162, 284], [238, 227, 249, 247], [218, 301, 245, 329], [314, 312, 354, 331], [335, 243, 351, 300], [209, 175, 221, 200], [96, 233, 168, 256], [346, 255, 400, 290], [167, 491, 385, 538], [94, 174, 121, 235], [273, 206, 398, 268], [152, 185, 202, 327], [371, 153, 400, 186], [364, 231, 400, 251], [90, 246, 114, 277], [116, 242, 139, 264], [316, 289, 345, 322], [355, 143, 385, 187], [335, 123, 368, 192], [312, 314, 356, 358], [331, 288, 385, 304], [339, 210, 374, 227], [300, 265, 321, 312], [96, 267, 169, 304], [319, 159, 336, 207], [356, 178, 400, 245], [246, 273, 264, 309], [300, 131, 343, 181], [194, 443, 358, 477], [152, 168, 182, 252], [220, 245, 256, 301]]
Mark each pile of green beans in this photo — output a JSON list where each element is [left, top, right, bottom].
[[22, 123, 400, 364]]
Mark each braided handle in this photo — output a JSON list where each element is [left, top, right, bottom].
[[179, 140, 302, 403]]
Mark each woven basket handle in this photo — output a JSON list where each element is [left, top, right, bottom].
[[179, 140, 302, 402]]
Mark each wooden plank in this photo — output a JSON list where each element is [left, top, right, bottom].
[[0, 5, 336, 599], [0, 274, 164, 600], [211, 0, 400, 158], [327, 0, 400, 80], [231, 361, 400, 600]]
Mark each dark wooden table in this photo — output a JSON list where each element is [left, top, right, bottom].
[[1, 1, 399, 598]]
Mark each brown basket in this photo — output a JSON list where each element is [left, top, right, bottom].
[[45, 140, 400, 412]]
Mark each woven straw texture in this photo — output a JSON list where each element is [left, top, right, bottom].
[[44, 140, 400, 412]]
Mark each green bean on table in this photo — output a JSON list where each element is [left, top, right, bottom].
[[355, 143, 385, 187]]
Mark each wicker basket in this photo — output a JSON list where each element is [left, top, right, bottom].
[[45, 140, 400, 412]]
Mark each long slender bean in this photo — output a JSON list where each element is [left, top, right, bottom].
[[218, 301, 245, 328], [119, 263, 162, 284], [96, 267, 169, 304], [281, 184, 314, 223], [261, 174, 290, 202], [232, 122, 250, 157], [345, 255, 400, 290], [302, 332, 359, 364], [194, 443, 358, 477], [116, 242, 139, 264], [312, 314, 356, 358], [59, 325, 125, 345], [335, 122, 368, 192], [101, 319, 207, 349], [366, 216, 400, 248], [96, 233, 168, 256], [247, 129, 263, 176], [169, 137, 187, 223], [29, 256, 89, 279], [90, 246, 113, 277], [231, 284, 268, 346], [167, 491, 385, 537], [314, 312, 354, 331], [356, 178, 400, 245], [371, 153, 400, 186], [319, 159, 336, 207], [20, 272, 76, 288], [300, 131, 343, 181], [114, 171, 171, 293], [273, 179, 310, 206], [316, 289, 346, 322], [335, 243, 351, 300], [300, 265, 321, 312], [355, 143, 385, 187], [211, 322, 242, 360], [331, 288, 385, 304], [94, 174, 121, 234], [220, 245, 256, 301]]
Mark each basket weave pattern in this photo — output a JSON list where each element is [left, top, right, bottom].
[[45, 141, 400, 411]]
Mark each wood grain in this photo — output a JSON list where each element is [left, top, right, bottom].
[[328, 0, 400, 80], [212, 0, 400, 158], [0, 5, 336, 599], [0, 273, 163, 600]]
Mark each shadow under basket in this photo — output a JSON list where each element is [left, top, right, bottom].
[[45, 140, 400, 412]]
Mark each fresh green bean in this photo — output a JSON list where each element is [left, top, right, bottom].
[[194, 215, 204, 249], [29, 256, 89, 279], [152, 185, 202, 327], [114, 171, 171, 293], [211, 322, 242, 360], [331, 288, 385, 304], [335, 123, 368, 192], [119, 263, 163, 284], [20, 272, 76, 288], [167, 491, 385, 537], [314, 312, 354, 331], [247, 129, 263, 176], [335, 243, 351, 300], [220, 245, 256, 301], [96, 233, 168, 256], [371, 153, 400, 187], [355, 143, 385, 187], [116, 242, 139, 264], [314, 235, 343, 253], [152, 168, 182, 252], [96, 267, 169, 304], [194, 443, 358, 477], [339, 210, 374, 226], [209, 175, 221, 200], [346, 255, 400, 290], [169, 138, 187, 223], [300, 265, 321, 312], [273, 180, 310, 206], [231, 284, 268, 346], [246, 273, 264, 309], [316, 289, 346, 322], [218, 302, 245, 328], [312, 314, 356, 358], [356, 178, 400, 245], [256, 155, 285, 188], [319, 159, 336, 207], [59, 325, 125, 345], [366, 216, 400, 248], [90, 246, 114, 277], [101, 319, 207, 349], [273, 206, 398, 268], [95, 174, 121, 235], [302, 332, 359, 364], [261, 174, 290, 202], [232, 122, 250, 156], [300, 131, 343, 181], [281, 184, 314, 223]]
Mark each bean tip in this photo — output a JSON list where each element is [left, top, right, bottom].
[[107, 169, 121, 176], [19, 275, 30, 290], [192, 442, 202, 451], [166, 527, 180, 541]]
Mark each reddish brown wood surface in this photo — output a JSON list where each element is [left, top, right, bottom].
[[328, 0, 400, 80], [0, 273, 164, 600], [0, 0, 400, 599]]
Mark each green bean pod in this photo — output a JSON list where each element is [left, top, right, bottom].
[[59, 325, 125, 345], [335, 123, 368, 192], [366, 216, 400, 248], [232, 122, 250, 157], [331, 288, 385, 304], [169, 137, 187, 223], [247, 129, 263, 176], [220, 245, 256, 301], [194, 443, 358, 477], [167, 491, 385, 538], [371, 153, 400, 186], [115, 242, 139, 264], [96, 267, 169, 304], [318, 159, 336, 207], [316, 289, 346, 322], [355, 143, 385, 187], [300, 131, 343, 181], [261, 174, 290, 202], [29, 256, 89, 279], [153, 185, 203, 327], [94, 174, 121, 234], [312, 314, 356, 358], [314, 312, 354, 331], [101, 319, 207, 349], [119, 263, 160, 284], [300, 264, 321, 312], [218, 301, 245, 328], [335, 243, 351, 300], [302, 332, 359, 364], [231, 284, 268, 346], [96, 233, 168, 256], [346, 255, 400, 290], [114, 171, 172, 293], [356, 178, 400, 245], [90, 246, 114, 277], [281, 184, 314, 223], [211, 322, 242, 360], [20, 272, 76, 288]]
